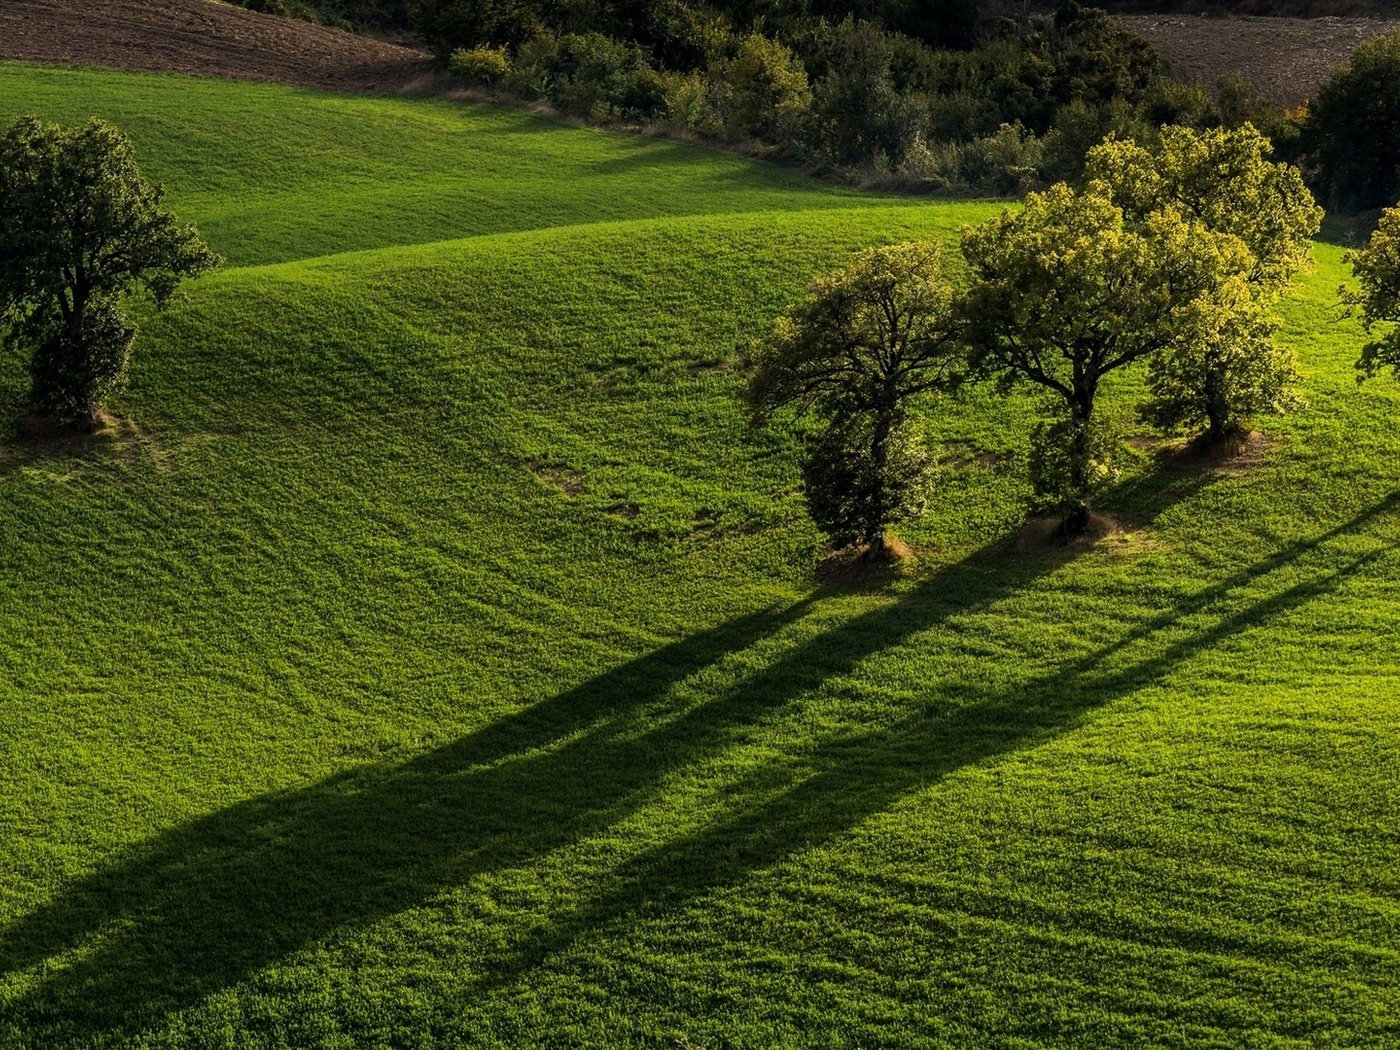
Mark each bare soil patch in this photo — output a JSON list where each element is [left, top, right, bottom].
[[528, 461, 585, 498], [816, 534, 917, 584], [0, 0, 437, 95], [1015, 512, 1127, 551], [1118, 14, 1400, 105], [1168, 429, 1279, 471], [2, 410, 176, 475]]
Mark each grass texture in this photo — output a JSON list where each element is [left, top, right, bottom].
[[0, 62, 1397, 1049]]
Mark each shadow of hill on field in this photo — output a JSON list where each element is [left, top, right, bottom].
[[0, 488, 1392, 1041]]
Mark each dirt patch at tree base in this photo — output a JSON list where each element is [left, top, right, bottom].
[[4, 410, 176, 473], [1015, 512, 1132, 552], [1141, 429, 1279, 472], [817, 534, 917, 583]]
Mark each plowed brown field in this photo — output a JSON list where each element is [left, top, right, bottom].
[[0, 0, 436, 93], [1121, 13, 1400, 105]]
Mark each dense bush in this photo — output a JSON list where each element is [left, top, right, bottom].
[[418, 1, 1248, 199], [1345, 205, 1400, 378], [505, 31, 668, 120], [449, 45, 512, 86], [800, 417, 933, 550], [718, 34, 813, 145]]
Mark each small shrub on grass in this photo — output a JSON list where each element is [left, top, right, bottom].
[[449, 46, 511, 87], [800, 416, 934, 552]]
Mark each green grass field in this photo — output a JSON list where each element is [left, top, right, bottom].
[[0, 61, 1397, 1049]]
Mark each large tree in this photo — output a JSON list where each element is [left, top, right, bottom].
[[1084, 125, 1321, 442], [743, 241, 966, 556], [1344, 204, 1400, 379], [0, 116, 219, 427], [961, 180, 1256, 534]]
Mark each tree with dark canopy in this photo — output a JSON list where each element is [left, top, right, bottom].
[[743, 241, 967, 556], [0, 116, 219, 427]]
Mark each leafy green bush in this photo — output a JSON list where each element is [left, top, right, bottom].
[[1026, 414, 1128, 516], [718, 34, 812, 145], [800, 417, 933, 550], [1345, 205, 1400, 378], [507, 31, 667, 120], [660, 71, 723, 135], [449, 45, 512, 86]]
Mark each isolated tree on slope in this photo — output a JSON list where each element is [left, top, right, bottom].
[[1344, 204, 1400, 379], [1085, 125, 1322, 443], [743, 242, 967, 557], [0, 116, 219, 427], [961, 181, 1257, 535]]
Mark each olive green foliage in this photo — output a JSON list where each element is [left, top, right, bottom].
[[1345, 204, 1400, 378], [448, 45, 512, 86], [1026, 412, 1126, 515], [510, 31, 668, 120], [1085, 125, 1321, 440], [1087, 125, 1321, 293], [718, 33, 812, 145], [744, 241, 966, 549], [0, 116, 218, 422], [1138, 285, 1300, 441], [961, 180, 1255, 530], [1304, 31, 1400, 212], [408, 0, 1190, 193]]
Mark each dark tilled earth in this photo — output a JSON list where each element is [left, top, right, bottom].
[[0, 0, 437, 94], [1120, 13, 1400, 105]]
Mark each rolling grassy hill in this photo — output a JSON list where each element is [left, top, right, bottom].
[[0, 61, 1397, 1049]]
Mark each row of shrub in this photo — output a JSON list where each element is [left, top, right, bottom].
[[450, 8, 1316, 196], [232, 0, 1400, 214]]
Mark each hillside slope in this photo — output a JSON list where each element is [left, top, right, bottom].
[[0, 62, 1397, 1050], [1122, 13, 1400, 105]]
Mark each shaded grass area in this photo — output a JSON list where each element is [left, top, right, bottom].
[[0, 64, 1397, 1048]]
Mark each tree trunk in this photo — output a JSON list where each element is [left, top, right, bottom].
[[864, 409, 895, 559], [1062, 389, 1095, 537], [1204, 365, 1232, 444]]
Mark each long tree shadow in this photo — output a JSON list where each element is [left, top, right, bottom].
[[1, 492, 1393, 1041], [0, 539, 1061, 1039], [469, 502, 1398, 997]]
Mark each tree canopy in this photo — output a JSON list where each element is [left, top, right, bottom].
[[1345, 205, 1400, 380], [0, 116, 219, 424], [743, 241, 966, 553], [960, 180, 1256, 531], [1084, 124, 1320, 441]]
